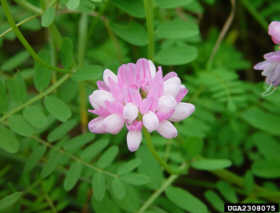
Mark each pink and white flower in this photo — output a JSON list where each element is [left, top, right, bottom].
[[268, 21, 280, 44], [88, 58, 195, 152]]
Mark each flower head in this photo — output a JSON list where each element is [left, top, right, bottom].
[[88, 58, 195, 152], [268, 21, 280, 44], [254, 51, 280, 87]]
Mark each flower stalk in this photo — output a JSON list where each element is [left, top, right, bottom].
[[143, 0, 155, 60], [143, 128, 187, 175]]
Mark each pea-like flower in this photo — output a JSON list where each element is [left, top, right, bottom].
[[268, 21, 280, 44], [254, 51, 280, 87], [88, 58, 195, 152]]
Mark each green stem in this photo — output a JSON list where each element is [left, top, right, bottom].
[[143, 0, 155, 60], [241, 0, 268, 31], [143, 128, 187, 175], [14, 0, 42, 14], [137, 163, 186, 213], [0, 15, 38, 39], [212, 169, 280, 202], [78, 13, 89, 132], [1, 0, 67, 73], [0, 74, 70, 122]]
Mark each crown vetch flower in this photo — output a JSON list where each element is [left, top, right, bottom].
[[254, 51, 280, 87], [88, 58, 195, 152], [268, 21, 280, 44]]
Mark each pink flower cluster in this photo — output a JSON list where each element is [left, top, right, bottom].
[[88, 58, 195, 152]]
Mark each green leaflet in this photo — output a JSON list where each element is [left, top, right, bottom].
[[47, 119, 78, 142], [216, 181, 238, 203], [64, 132, 95, 152], [41, 147, 63, 178], [66, 0, 80, 10], [252, 159, 280, 178], [120, 173, 150, 186], [155, 0, 193, 8], [241, 107, 280, 135], [80, 137, 109, 162], [156, 19, 199, 40], [44, 95, 72, 122], [0, 125, 19, 154], [24, 144, 46, 173], [34, 50, 52, 92], [117, 158, 142, 175], [72, 65, 103, 82], [60, 37, 74, 68], [42, 7, 56, 27], [112, 0, 145, 18], [165, 186, 207, 213], [111, 178, 126, 200], [64, 162, 83, 191], [191, 158, 232, 171], [111, 21, 148, 46], [7, 115, 36, 137], [96, 146, 119, 169], [23, 105, 48, 129], [155, 43, 198, 65], [7, 73, 27, 104], [92, 172, 106, 201], [204, 190, 224, 212], [0, 192, 22, 211], [1, 51, 29, 71]]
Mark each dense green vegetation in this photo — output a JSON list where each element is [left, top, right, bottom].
[[0, 0, 280, 212]]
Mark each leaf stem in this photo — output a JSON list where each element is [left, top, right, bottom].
[[142, 128, 187, 175], [14, 0, 42, 14], [0, 15, 38, 39], [211, 169, 280, 202], [0, 74, 70, 122], [1, 0, 67, 73], [137, 163, 186, 213], [143, 0, 155, 60]]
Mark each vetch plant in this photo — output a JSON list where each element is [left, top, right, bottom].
[[1, 0, 280, 212], [88, 58, 195, 152]]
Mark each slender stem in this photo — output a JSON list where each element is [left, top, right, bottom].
[[143, 128, 187, 175], [0, 15, 38, 39], [207, 0, 236, 70], [241, 0, 268, 31], [1, 0, 67, 73], [137, 163, 186, 213], [78, 13, 89, 132], [0, 74, 70, 122], [211, 169, 280, 202], [32, 136, 118, 178], [14, 0, 42, 14], [143, 0, 155, 60]]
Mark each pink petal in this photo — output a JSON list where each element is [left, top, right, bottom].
[[157, 96, 177, 113], [88, 117, 106, 134], [123, 103, 139, 123], [157, 120, 177, 139], [176, 86, 188, 102], [169, 103, 195, 122], [103, 114, 124, 134], [127, 131, 142, 152], [143, 111, 159, 132]]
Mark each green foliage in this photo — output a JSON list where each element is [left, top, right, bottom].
[[165, 186, 208, 213], [44, 96, 72, 122], [41, 7, 56, 27], [0, 192, 22, 211], [1, 0, 280, 212]]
